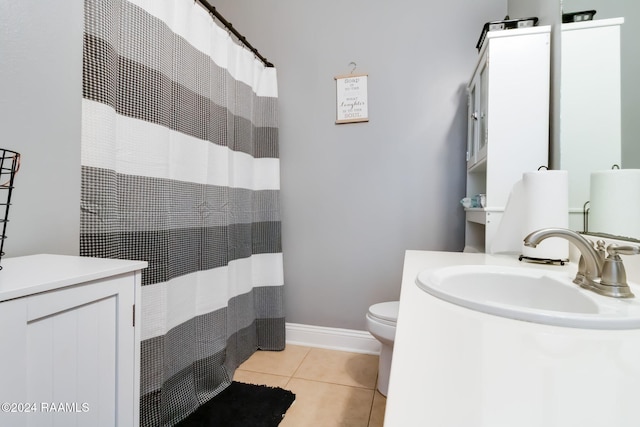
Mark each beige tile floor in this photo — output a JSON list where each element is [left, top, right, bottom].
[[234, 345, 386, 427]]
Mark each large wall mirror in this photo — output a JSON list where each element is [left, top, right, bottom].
[[560, 0, 640, 241]]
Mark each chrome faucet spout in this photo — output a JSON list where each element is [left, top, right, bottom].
[[523, 228, 602, 280], [524, 228, 637, 298]]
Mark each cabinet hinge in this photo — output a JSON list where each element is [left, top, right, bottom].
[[132, 304, 135, 327]]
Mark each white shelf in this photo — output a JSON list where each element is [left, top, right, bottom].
[[464, 26, 550, 253], [465, 208, 487, 224], [468, 154, 487, 172]]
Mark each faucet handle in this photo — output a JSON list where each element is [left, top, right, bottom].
[[598, 244, 639, 298], [607, 244, 640, 257]]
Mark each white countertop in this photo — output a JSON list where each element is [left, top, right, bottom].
[[385, 248, 640, 426], [0, 254, 148, 302], [384, 250, 579, 426]]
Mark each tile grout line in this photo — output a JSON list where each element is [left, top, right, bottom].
[[280, 345, 312, 389], [366, 388, 377, 427], [286, 376, 377, 390], [289, 346, 313, 380], [289, 346, 379, 390]]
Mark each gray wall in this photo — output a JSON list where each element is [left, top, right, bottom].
[[0, 0, 511, 331], [0, 1, 83, 258], [214, 0, 507, 330]]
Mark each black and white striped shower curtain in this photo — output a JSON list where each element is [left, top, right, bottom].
[[81, 0, 284, 425]]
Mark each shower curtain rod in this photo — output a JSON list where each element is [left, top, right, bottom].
[[198, 1, 274, 68]]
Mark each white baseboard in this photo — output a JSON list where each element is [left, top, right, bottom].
[[285, 322, 381, 355]]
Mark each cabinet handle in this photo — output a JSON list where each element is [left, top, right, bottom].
[[471, 112, 478, 120]]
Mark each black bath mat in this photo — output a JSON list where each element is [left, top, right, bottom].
[[176, 381, 296, 427]]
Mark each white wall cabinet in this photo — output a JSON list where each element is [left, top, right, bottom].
[[465, 26, 551, 252], [560, 18, 623, 232], [0, 255, 146, 427]]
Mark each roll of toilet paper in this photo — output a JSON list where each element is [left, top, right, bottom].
[[590, 169, 640, 238], [520, 170, 569, 260]]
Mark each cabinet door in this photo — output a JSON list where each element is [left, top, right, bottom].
[[467, 81, 478, 168], [0, 274, 136, 427], [477, 58, 489, 162], [467, 54, 489, 169]]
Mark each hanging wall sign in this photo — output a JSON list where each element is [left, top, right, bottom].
[[334, 73, 369, 124]]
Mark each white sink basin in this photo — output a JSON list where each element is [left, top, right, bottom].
[[416, 265, 640, 329]]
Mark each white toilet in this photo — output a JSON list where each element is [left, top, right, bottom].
[[366, 301, 399, 396]]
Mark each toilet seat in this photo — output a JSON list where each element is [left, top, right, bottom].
[[368, 301, 399, 326]]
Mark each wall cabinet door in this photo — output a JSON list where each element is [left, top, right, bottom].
[[0, 273, 137, 427], [467, 79, 478, 167], [477, 59, 489, 161], [467, 55, 489, 169]]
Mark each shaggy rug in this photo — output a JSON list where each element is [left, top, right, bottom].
[[176, 382, 296, 427]]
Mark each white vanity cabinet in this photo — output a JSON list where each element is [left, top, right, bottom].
[[465, 26, 551, 252], [0, 254, 147, 427]]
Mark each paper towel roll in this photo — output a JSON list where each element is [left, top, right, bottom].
[[590, 169, 640, 238], [490, 170, 569, 259], [490, 179, 526, 254], [520, 170, 569, 260]]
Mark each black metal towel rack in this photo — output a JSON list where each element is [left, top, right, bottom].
[[0, 149, 20, 270], [197, 1, 274, 68]]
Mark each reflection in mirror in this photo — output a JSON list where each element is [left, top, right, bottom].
[[560, 0, 640, 242]]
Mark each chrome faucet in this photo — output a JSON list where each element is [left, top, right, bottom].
[[574, 239, 605, 287], [523, 228, 637, 298], [600, 244, 640, 297]]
